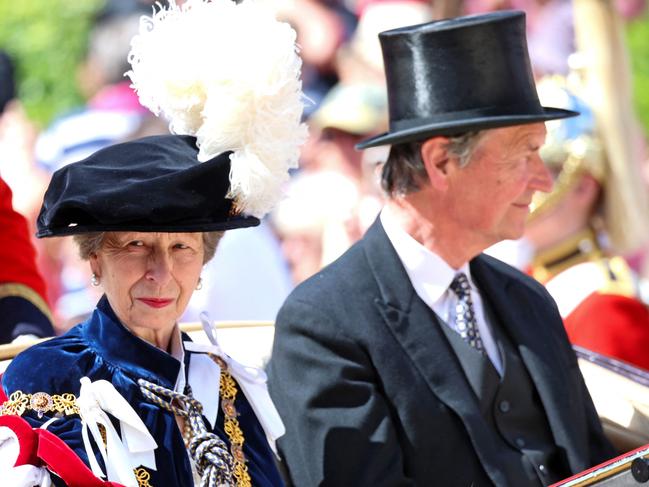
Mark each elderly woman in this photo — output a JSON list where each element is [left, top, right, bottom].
[[0, 136, 286, 487], [0, 1, 306, 485]]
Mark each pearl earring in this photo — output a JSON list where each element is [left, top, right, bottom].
[[90, 273, 100, 287], [196, 277, 203, 290]]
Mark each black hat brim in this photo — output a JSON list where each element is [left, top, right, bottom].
[[36, 215, 260, 238], [356, 106, 577, 149]]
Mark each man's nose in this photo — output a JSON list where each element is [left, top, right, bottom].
[[529, 154, 553, 193]]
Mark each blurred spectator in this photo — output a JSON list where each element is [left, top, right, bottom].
[[307, 82, 387, 178], [273, 82, 388, 284], [273, 170, 362, 284], [275, 0, 353, 116], [0, 50, 54, 343]]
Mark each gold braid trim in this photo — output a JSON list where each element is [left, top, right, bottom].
[[0, 390, 79, 418], [134, 467, 153, 487], [0, 282, 54, 324], [210, 354, 252, 487], [531, 227, 603, 283]]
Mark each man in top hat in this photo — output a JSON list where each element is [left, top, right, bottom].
[[268, 11, 614, 486]]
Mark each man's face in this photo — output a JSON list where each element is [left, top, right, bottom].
[[443, 122, 551, 249]]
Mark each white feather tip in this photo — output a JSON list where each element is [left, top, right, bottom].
[[127, 0, 307, 218]]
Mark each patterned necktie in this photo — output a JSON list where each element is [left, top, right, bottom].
[[449, 272, 485, 353]]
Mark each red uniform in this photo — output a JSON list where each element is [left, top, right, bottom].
[[539, 254, 649, 371], [0, 176, 53, 342], [563, 289, 649, 372]]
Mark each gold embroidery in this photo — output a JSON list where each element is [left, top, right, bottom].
[[214, 357, 252, 487], [1, 391, 29, 416], [0, 390, 80, 418], [52, 393, 79, 416], [98, 423, 107, 448], [134, 467, 153, 487]]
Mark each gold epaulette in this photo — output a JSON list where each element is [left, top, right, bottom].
[[0, 390, 79, 418], [0, 282, 54, 324], [532, 228, 604, 283]]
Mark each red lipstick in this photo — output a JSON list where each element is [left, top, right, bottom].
[[138, 298, 173, 308]]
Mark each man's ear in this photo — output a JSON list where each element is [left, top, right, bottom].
[[421, 137, 451, 190]]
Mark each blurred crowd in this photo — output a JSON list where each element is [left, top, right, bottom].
[[2, 0, 649, 368]]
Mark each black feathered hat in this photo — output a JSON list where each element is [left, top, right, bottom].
[[38, 0, 307, 238], [356, 10, 577, 149], [36, 135, 259, 237]]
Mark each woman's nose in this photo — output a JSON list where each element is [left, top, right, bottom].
[[145, 251, 173, 285]]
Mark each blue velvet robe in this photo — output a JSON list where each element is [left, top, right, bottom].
[[2, 297, 284, 486]]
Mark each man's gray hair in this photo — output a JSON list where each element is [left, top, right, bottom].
[[380, 131, 484, 196]]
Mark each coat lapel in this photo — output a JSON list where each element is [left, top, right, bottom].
[[470, 256, 580, 465], [361, 220, 508, 485]]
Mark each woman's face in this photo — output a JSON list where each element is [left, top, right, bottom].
[[90, 232, 204, 337]]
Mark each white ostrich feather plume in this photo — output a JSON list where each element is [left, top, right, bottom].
[[127, 0, 307, 217]]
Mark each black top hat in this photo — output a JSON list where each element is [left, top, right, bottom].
[[36, 135, 259, 237], [356, 11, 576, 149]]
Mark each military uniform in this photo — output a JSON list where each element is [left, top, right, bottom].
[[0, 176, 54, 343], [531, 228, 649, 371]]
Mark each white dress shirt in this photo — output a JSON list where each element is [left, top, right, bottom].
[[380, 209, 503, 375]]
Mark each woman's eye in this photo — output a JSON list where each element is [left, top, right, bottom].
[[174, 243, 189, 250], [128, 241, 144, 247]]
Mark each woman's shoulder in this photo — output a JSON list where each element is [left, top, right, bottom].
[[2, 324, 91, 396]]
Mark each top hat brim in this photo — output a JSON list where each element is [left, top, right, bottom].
[[356, 106, 577, 149]]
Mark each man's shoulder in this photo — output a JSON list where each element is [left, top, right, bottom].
[[293, 239, 371, 298], [277, 238, 382, 332], [477, 253, 553, 301]]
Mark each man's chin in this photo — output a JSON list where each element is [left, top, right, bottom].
[[497, 225, 526, 246]]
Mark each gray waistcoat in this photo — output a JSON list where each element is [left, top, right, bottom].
[[439, 302, 569, 486]]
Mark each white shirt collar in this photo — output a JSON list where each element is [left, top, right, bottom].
[[170, 325, 186, 393], [380, 208, 474, 308], [380, 208, 503, 374]]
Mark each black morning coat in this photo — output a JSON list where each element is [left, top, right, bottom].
[[268, 218, 615, 486]]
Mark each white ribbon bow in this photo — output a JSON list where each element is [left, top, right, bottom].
[[182, 313, 285, 454], [77, 377, 158, 487]]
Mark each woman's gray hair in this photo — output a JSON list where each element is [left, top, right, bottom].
[[380, 131, 484, 196], [73, 231, 224, 264]]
